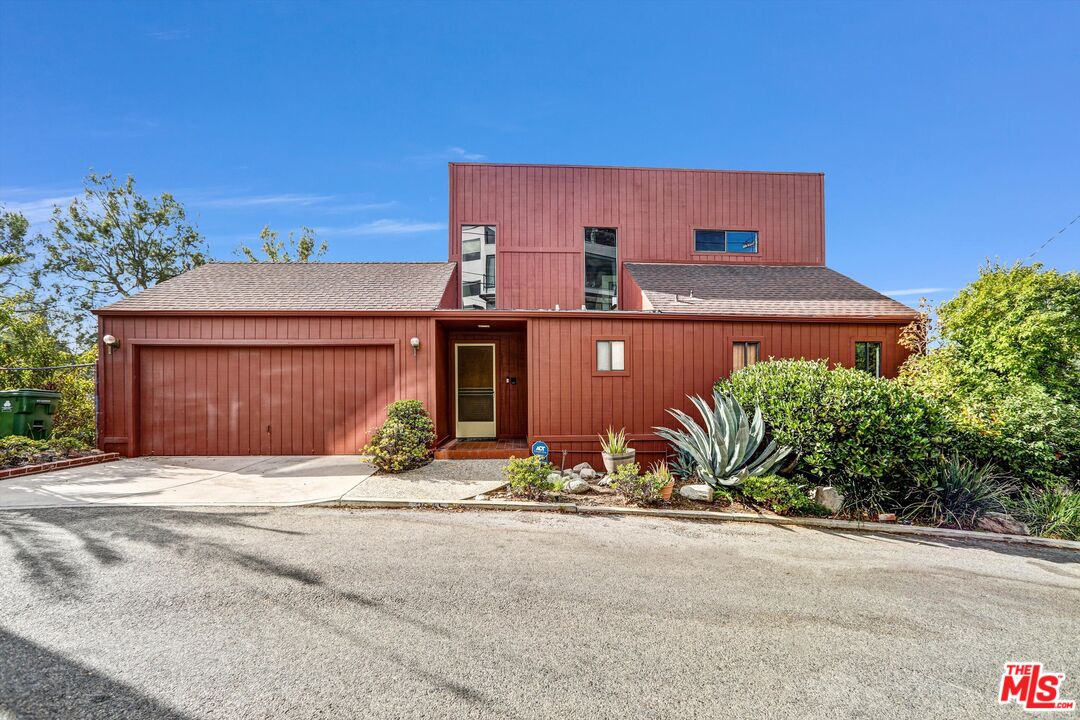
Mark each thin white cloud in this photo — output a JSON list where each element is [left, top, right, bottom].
[[882, 287, 949, 297], [198, 193, 338, 209], [409, 147, 487, 164], [0, 193, 79, 223], [447, 146, 486, 161], [317, 219, 446, 237]]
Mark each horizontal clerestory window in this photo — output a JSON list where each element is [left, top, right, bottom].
[[694, 229, 758, 253]]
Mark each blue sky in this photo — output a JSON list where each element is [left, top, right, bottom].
[[1, 0, 1077, 303]]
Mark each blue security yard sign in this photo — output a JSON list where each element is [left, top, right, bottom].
[[531, 440, 549, 461]]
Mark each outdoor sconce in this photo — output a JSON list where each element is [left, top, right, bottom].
[[410, 336, 421, 356], [102, 334, 120, 355]]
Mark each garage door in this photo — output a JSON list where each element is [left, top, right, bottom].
[[137, 345, 395, 455]]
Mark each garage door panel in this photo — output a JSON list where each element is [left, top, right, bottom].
[[139, 345, 394, 456]]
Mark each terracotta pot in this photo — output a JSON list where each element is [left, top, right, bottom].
[[601, 449, 636, 474], [660, 479, 674, 501]]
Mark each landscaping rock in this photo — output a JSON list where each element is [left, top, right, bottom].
[[563, 478, 590, 494], [813, 486, 844, 513], [573, 462, 593, 473], [546, 472, 564, 485], [877, 513, 897, 523], [579, 467, 597, 480], [679, 484, 713, 502], [596, 474, 612, 487], [976, 512, 1029, 536]]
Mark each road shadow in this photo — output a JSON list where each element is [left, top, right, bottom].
[[0, 627, 191, 719]]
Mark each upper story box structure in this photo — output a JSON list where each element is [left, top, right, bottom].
[[447, 163, 826, 312]]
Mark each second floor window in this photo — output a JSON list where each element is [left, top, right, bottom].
[[585, 227, 617, 310], [695, 229, 758, 253], [855, 341, 882, 377], [462, 225, 496, 310], [732, 341, 760, 373]]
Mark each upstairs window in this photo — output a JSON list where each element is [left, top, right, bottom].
[[585, 227, 618, 310], [732, 341, 760, 373], [462, 225, 496, 309], [596, 339, 625, 373], [694, 229, 758, 253], [855, 341, 882, 377]]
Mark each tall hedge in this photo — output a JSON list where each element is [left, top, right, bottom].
[[717, 360, 951, 510]]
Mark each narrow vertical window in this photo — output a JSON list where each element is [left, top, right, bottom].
[[855, 341, 882, 377], [585, 227, 617, 310], [596, 340, 625, 372], [732, 341, 760, 373], [462, 225, 496, 309]]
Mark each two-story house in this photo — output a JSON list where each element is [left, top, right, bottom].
[[95, 163, 915, 464]]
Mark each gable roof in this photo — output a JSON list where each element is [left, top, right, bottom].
[[625, 263, 915, 319], [99, 262, 456, 312]]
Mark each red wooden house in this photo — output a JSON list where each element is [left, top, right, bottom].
[[95, 163, 915, 464]]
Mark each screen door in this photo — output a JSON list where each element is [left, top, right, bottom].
[[455, 343, 496, 438]]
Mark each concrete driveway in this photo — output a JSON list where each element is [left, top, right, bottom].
[[0, 456, 377, 509], [1, 507, 1076, 719]]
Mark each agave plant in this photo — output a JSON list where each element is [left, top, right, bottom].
[[653, 390, 792, 488]]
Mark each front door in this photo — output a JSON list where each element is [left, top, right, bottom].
[[455, 343, 496, 438]]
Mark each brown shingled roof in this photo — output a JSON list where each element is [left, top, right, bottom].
[[625, 263, 915, 318], [99, 262, 456, 312]]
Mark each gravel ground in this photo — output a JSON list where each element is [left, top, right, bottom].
[[1, 506, 1077, 719], [342, 460, 507, 501]]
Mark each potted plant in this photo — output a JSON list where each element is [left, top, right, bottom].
[[599, 426, 635, 474], [650, 460, 675, 501]]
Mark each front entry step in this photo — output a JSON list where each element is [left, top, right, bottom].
[[434, 439, 529, 460]]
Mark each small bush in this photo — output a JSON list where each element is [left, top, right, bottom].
[[46, 436, 92, 457], [1011, 487, 1080, 541], [0, 436, 48, 467], [904, 454, 1012, 528], [609, 462, 668, 506], [740, 474, 823, 515], [504, 455, 556, 499], [362, 400, 436, 473]]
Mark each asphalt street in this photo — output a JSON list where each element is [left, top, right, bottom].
[[1, 507, 1077, 719]]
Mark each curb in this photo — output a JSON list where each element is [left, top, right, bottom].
[[326, 498, 1080, 552]]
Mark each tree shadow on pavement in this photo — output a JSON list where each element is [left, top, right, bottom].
[[0, 627, 191, 720]]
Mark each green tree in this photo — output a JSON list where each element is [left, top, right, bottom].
[[900, 262, 1080, 485], [34, 172, 208, 322], [236, 225, 327, 262], [1, 207, 31, 290]]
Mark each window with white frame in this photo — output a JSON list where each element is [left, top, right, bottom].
[[596, 339, 625, 372]]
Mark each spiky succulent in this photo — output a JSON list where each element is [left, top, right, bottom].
[[654, 390, 792, 488]]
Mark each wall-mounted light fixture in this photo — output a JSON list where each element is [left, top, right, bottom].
[[102, 334, 120, 355], [410, 336, 421, 356], [477, 324, 490, 329]]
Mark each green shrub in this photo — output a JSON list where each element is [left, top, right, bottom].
[[46, 436, 92, 457], [720, 360, 951, 512], [0, 436, 48, 467], [740, 474, 826, 515], [1010, 487, 1080, 541], [609, 462, 668, 506], [362, 400, 436, 473], [504, 455, 556, 499], [904, 453, 1012, 528]]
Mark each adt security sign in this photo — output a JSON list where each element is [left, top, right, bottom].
[[530, 440, 549, 461]]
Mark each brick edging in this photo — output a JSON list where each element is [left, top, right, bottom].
[[0, 453, 122, 480]]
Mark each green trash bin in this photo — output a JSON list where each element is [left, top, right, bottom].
[[0, 389, 62, 440]]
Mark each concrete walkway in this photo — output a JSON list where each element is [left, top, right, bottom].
[[0, 456, 507, 509]]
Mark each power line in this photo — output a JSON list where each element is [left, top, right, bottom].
[[1028, 211, 1080, 259]]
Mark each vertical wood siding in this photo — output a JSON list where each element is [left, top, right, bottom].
[[448, 164, 825, 310], [527, 316, 910, 468], [99, 315, 438, 457]]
